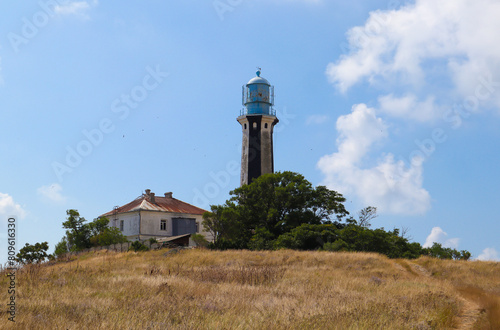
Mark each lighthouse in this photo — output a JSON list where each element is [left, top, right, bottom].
[[237, 69, 279, 186]]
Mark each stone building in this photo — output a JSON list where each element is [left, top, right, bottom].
[[100, 189, 212, 243]]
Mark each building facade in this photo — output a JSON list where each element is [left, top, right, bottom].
[[100, 189, 212, 242], [237, 70, 279, 185]]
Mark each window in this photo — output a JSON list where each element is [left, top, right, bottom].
[[160, 219, 167, 231], [119, 220, 124, 231], [265, 123, 268, 128], [244, 123, 247, 129], [253, 122, 257, 129], [196, 222, 199, 233]]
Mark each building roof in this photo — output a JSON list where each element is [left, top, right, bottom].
[[100, 190, 207, 217], [156, 234, 191, 243]]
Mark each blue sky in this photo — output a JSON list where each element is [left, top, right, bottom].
[[1, 0, 499, 263]]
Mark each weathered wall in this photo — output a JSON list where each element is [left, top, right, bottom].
[[237, 114, 278, 186]]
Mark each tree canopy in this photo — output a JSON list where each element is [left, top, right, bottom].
[[203, 171, 471, 260], [56, 210, 128, 256], [16, 242, 50, 264], [203, 171, 349, 249]]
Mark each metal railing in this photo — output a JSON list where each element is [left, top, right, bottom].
[[239, 107, 276, 116]]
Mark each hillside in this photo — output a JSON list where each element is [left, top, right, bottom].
[[1, 249, 499, 329]]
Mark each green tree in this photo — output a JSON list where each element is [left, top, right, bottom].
[[88, 217, 110, 237], [87, 217, 128, 247], [422, 243, 471, 260], [249, 228, 276, 250], [203, 202, 246, 249], [54, 238, 69, 257], [89, 227, 128, 247], [63, 209, 91, 251], [16, 242, 49, 264], [60, 211, 128, 253], [206, 171, 348, 249]]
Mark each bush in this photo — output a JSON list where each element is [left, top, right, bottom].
[[90, 227, 128, 247], [129, 241, 149, 252], [191, 234, 209, 248], [54, 238, 69, 258], [275, 224, 339, 250], [323, 239, 348, 252], [248, 228, 275, 250]]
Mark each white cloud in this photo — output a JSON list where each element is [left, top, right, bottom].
[[378, 94, 443, 122], [423, 227, 460, 248], [326, 0, 500, 111], [477, 248, 500, 261], [55, 1, 98, 19], [0, 192, 27, 220], [37, 183, 67, 203], [317, 104, 431, 215], [320, 0, 500, 216], [306, 115, 329, 125]]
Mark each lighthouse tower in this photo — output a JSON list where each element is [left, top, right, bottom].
[[237, 70, 279, 186]]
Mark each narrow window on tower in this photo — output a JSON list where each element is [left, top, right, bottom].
[[244, 123, 247, 129], [253, 122, 257, 129], [265, 123, 268, 129]]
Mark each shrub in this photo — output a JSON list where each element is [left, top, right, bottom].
[[129, 241, 149, 252], [323, 239, 349, 252], [275, 224, 338, 250], [191, 234, 209, 248]]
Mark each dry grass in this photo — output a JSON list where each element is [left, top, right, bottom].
[[1, 249, 499, 329], [414, 257, 500, 328]]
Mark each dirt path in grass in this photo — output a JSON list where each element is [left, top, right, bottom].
[[394, 260, 489, 329], [455, 285, 500, 329], [454, 294, 482, 330]]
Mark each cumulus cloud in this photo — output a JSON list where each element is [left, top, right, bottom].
[[423, 227, 460, 248], [326, 0, 500, 111], [306, 115, 329, 125], [317, 104, 431, 215], [37, 183, 67, 203], [477, 248, 500, 261], [55, 0, 98, 19], [319, 0, 500, 215], [378, 94, 443, 122], [0, 192, 27, 220]]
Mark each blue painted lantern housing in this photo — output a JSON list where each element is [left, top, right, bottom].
[[242, 71, 275, 116]]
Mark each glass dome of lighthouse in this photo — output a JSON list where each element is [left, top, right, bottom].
[[242, 69, 275, 115]]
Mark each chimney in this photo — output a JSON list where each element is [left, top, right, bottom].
[[150, 192, 155, 203], [145, 189, 151, 195], [164, 192, 173, 198]]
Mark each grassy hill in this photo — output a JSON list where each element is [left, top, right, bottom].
[[1, 249, 499, 329]]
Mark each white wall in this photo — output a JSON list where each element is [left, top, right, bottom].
[[105, 210, 214, 242], [108, 212, 140, 237]]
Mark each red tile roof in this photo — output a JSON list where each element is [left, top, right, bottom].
[[100, 192, 207, 217]]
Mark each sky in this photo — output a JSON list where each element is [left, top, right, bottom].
[[1, 0, 499, 264]]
